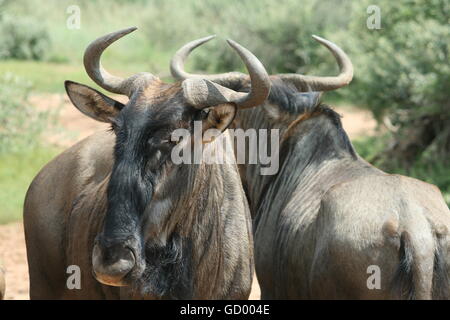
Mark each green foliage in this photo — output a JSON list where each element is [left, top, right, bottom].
[[0, 71, 59, 223], [335, 0, 450, 169], [0, 1, 51, 60], [352, 134, 389, 163], [0, 0, 353, 78], [141, 0, 352, 76], [340, 0, 450, 120], [0, 73, 53, 153]]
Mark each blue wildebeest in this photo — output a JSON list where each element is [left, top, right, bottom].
[[23, 27, 272, 299], [171, 36, 450, 299]]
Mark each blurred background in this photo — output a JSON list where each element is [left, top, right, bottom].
[[0, 0, 449, 298]]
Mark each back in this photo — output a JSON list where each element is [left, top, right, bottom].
[[311, 174, 450, 299]]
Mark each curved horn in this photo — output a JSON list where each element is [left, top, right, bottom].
[[171, 36, 249, 88], [171, 35, 218, 80], [181, 39, 270, 109], [225, 39, 270, 108], [277, 35, 353, 91], [84, 27, 152, 96], [172, 35, 353, 93]]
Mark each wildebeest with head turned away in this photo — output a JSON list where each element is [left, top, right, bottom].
[[23, 27, 272, 299], [172, 36, 450, 299]]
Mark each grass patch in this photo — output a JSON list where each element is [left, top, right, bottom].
[[0, 59, 173, 93], [0, 60, 87, 93], [0, 146, 60, 224]]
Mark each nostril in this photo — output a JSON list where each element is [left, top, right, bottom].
[[92, 243, 136, 287], [102, 244, 135, 270]]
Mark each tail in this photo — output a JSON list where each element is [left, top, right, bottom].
[[432, 236, 449, 299], [391, 231, 449, 300], [0, 264, 5, 300], [391, 232, 416, 299]]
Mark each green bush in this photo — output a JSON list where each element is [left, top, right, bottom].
[[336, 0, 450, 168], [0, 2, 51, 60], [142, 0, 352, 75], [0, 71, 59, 223], [0, 73, 51, 153]]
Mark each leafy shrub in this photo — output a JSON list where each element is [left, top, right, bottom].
[[0, 5, 51, 61], [336, 0, 450, 168], [142, 0, 352, 75], [0, 73, 51, 153]]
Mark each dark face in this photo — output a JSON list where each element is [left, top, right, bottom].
[[65, 80, 236, 293]]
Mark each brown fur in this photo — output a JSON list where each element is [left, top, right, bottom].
[[24, 78, 253, 299], [234, 82, 450, 299]]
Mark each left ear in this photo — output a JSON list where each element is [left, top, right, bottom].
[[65, 80, 125, 123], [202, 103, 236, 134]]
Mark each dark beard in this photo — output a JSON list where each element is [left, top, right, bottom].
[[136, 233, 193, 299]]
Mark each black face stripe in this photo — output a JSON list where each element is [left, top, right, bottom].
[[101, 91, 199, 241]]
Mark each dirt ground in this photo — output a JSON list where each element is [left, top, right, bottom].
[[30, 94, 376, 148], [0, 94, 376, 300]]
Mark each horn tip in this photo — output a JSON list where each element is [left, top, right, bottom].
[[109, 27, 138, 39], [311, 34, 322, 40], [226, 39, 240, 49], [127, 26, 138, 32], [312, 35, 329, 44], [201, 34, 216, 42]]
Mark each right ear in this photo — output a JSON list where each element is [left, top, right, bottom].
[[64, 80, 125, 123]]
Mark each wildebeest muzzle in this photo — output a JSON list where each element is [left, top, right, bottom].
[[92, 234, 142, 287]]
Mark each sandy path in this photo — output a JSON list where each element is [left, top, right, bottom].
[[0, 222, 29, 300], [30, 94, 376, 147], [0, 94, 375, 300]]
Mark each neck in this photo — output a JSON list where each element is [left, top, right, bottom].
[[235, 104, 358, 214], [141, 144, 238, 298]]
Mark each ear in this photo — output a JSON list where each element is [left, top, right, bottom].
[[64, 80, 125, 123], [202, 103, 237, 143], [202, 103, 236, 133]]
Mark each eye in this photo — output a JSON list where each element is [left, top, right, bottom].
[[159, 139, 172, 145], [200, 109, 210, 119], [109, 122, 118, 133]]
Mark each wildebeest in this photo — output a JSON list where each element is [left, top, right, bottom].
[[171, 36, 450, 299], [23, 27, 271, 299]]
